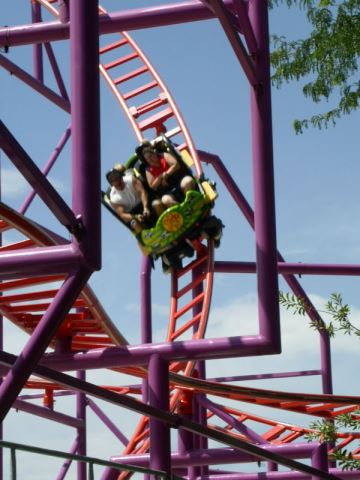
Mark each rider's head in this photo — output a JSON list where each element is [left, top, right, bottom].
[[106, 167, 124, 188], [140, 141, 159, 166]]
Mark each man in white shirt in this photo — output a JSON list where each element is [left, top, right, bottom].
[[106, 165, 150, 233]]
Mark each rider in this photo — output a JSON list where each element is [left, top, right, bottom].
[[138, 141, 195, 216], [106, 164, 151, 233]]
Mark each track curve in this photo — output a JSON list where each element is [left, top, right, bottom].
[[0, 201, 127, 350]]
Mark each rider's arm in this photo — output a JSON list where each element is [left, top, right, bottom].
[[162, 152, 179, 182], [146, 170, 163, 190], [133, 177, 150, 215], [110, 203, 133, 224]]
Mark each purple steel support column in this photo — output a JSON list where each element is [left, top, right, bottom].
[[141, 256, 152, 480], [191, 394, 202, 480], [76, 370, 87, 480], [311, 443, 328, 480], [148, 354, 171, 477], [20, 124, 71, 215], [178, 416, 196, 480], [100, 465, 118, 479], [141, 256, 153, 349], [192, 265, 207, 477], [70, 0, 101, 270], [248, 0, 280, 349], [31, 0, 43, 83], [320, 332, 333, 394], [0, 269, 90, 421]]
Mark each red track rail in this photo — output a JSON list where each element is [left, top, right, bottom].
[[0, 202, 127, 351], [170, 372, 360, 418]]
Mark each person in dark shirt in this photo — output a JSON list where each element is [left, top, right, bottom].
[[139, 141, 195, 216]]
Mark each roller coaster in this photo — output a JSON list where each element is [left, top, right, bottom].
[[0, 1, 359, 479]]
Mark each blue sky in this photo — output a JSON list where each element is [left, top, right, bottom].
[[1, 1, 359, 478]]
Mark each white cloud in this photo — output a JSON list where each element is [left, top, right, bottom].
[[1, 168, 67, 200], [1, 168, 29, 197], [208, 293, 259, 337], [206, 292, 360, 358]]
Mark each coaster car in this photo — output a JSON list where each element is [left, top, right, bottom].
[[102, 135, 223, 270]]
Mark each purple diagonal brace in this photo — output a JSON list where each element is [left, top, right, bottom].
[[56, 438, 79, 480], [0, 54, 70, 112], [232, 0, 258, 55], [0, 120, 78, 232], [19, 125, 71, 215], [201, 0, 258, 85], [197, 395, 266, 445], [70, 0, 101, 270], [87, 399, 129, 446], [44, 42, 69, 101], [149, 354, 171, 476], [59, 0, 70, 24]]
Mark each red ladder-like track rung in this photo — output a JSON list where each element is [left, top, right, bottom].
[[123, 80, 158, 101], [113, 66, 148, 85], [129, 94, 168, 118], [104, 52, 139, 70], [99, 38, 128, 55]]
